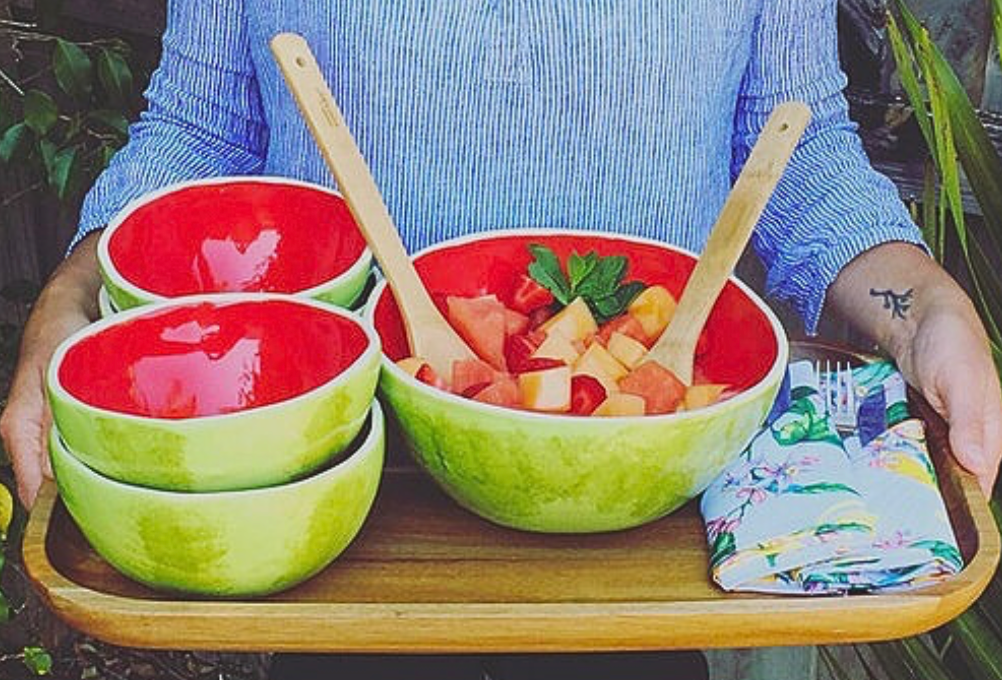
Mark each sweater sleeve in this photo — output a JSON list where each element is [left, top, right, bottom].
[[72, 0, 267, 248], [733, 0, 928, 333]]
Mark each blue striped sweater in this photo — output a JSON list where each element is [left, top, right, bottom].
[[77, 0, 926, 331]]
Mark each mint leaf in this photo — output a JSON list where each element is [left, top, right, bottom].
[[575, 254, 626, 302], [527, 244, 571, 304], [567, 251, 597, 289], [526, 244, 645, 322]]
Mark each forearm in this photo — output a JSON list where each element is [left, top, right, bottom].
[[826, 242, 985, 362], [21, 233, 102, 362]]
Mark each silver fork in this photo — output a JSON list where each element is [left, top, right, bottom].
[[816, 360, 857, 435]]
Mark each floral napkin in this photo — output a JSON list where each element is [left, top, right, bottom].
[[700, 360, 963, 595]]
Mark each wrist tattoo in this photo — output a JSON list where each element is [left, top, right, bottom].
[[870, 288, 914, 320]]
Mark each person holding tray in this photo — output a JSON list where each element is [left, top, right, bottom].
[[2, 1, 1000, 678]]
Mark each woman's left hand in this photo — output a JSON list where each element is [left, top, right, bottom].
[[828, 242, 1002, 497], [893, 295, 1002, 496]]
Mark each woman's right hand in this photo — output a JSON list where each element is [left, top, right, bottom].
[[0, 233, 102, 509]]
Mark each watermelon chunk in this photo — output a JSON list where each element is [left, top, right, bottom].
[[472, 376, 521, 407], [618, 361, 686, 414], [510, 274, 555, 314], [504, 308, 530, 337], [595, 314, 649, 347], [415, 363, 448, 390], [451, 358, 501, 396], [570, 374, 607, 416], [446, 295, 507, 370], [504, 333, 541, 373]]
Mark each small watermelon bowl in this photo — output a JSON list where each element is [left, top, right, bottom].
[[47, 293, 381, 492], [97, 177, 372, 312], [48, 401, 384, 596], [365, 230, 788, 533]]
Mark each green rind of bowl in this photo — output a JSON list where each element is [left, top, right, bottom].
[[49, 402, 385, 597], [378, 366, 781, 533], [47, 294, 382, 492]]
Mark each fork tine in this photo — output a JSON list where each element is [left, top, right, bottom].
[[844, 363, 856, 416]]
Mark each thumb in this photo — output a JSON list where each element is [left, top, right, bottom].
[[6, 423, 47, 510], [943, 377, 1000, 497]]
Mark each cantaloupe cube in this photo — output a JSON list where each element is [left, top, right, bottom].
[[683, 383, 728, 411], [628, 285, 677, 339], [539, 297, 598, 343], [606, 331, 647, 369], [572, 343, 628, 393], [396, 357, 427, 377], [591, 393, 646, 417], [518, 366, 571, 412], [532, 329, 580, 366]]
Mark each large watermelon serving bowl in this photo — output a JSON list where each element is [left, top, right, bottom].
[[97, 177, 372, 311], [46, 293, 381, 492], [365, 230, 788, 533], [49, 402, 384, 596]]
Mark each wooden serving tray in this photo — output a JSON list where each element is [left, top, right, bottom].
[[23, 343, 1000, 652]]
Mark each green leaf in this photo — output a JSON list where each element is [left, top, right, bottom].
[[895, 0, 1002, 262], [921, 158, 940, 261], [23, 90, 58, 136], [37, 138, 56, 180], [98, 142, 119, 169], [567, 251, 598, 290], [917, 24, 967, 257], [53, 39, 93, 101], [819, 646, 859, 680], [88, 108, 129, 137], [0, 123, 32, 164], [784, 482, 860, 496], [49, 146, 84, 201], [96, 47, 133, 106], [576, 254, 628, 300], [990, 0, 1002, 72], [22, 646, 52, 676], [948, 608, 1002, 680], [588, 280, 644, 324], [886, 11, 935, 159], [527, 244, 571, 305]]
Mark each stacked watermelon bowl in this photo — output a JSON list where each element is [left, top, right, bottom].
[[47, 294, 383, 596], [95, 177, 373, 315], [45, 177, 387, 596]]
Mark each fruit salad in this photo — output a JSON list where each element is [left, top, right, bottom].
[[397, 245, 731, 416]]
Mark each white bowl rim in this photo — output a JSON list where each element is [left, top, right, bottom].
[[49, 400, 384, 500], [48, 291, 382, 426], [97, 175, 373, 303], [362, 227, 789, 425]]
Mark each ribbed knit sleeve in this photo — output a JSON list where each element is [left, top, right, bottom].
[[733, 0, 928, 333], [72, 0, 267, 247]]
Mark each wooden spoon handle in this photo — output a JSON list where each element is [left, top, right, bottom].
[[270, 33, 425, 311], [646, 101, 811, 384], [271, 33, 474, 374]]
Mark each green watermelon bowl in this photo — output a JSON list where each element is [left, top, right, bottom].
[[48, 401, 384, 596], [364, 230, 788, 533], [46, 293, 381, 492], [97, 176, 372, 311]]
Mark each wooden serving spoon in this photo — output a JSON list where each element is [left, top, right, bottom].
[[643, 101, 811, 385], [270, 33, 476, 377]]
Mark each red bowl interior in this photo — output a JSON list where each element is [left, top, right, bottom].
[[107, 181, 367, 296], [58, 299, 369, 419], [372, 233, 779, 392]]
